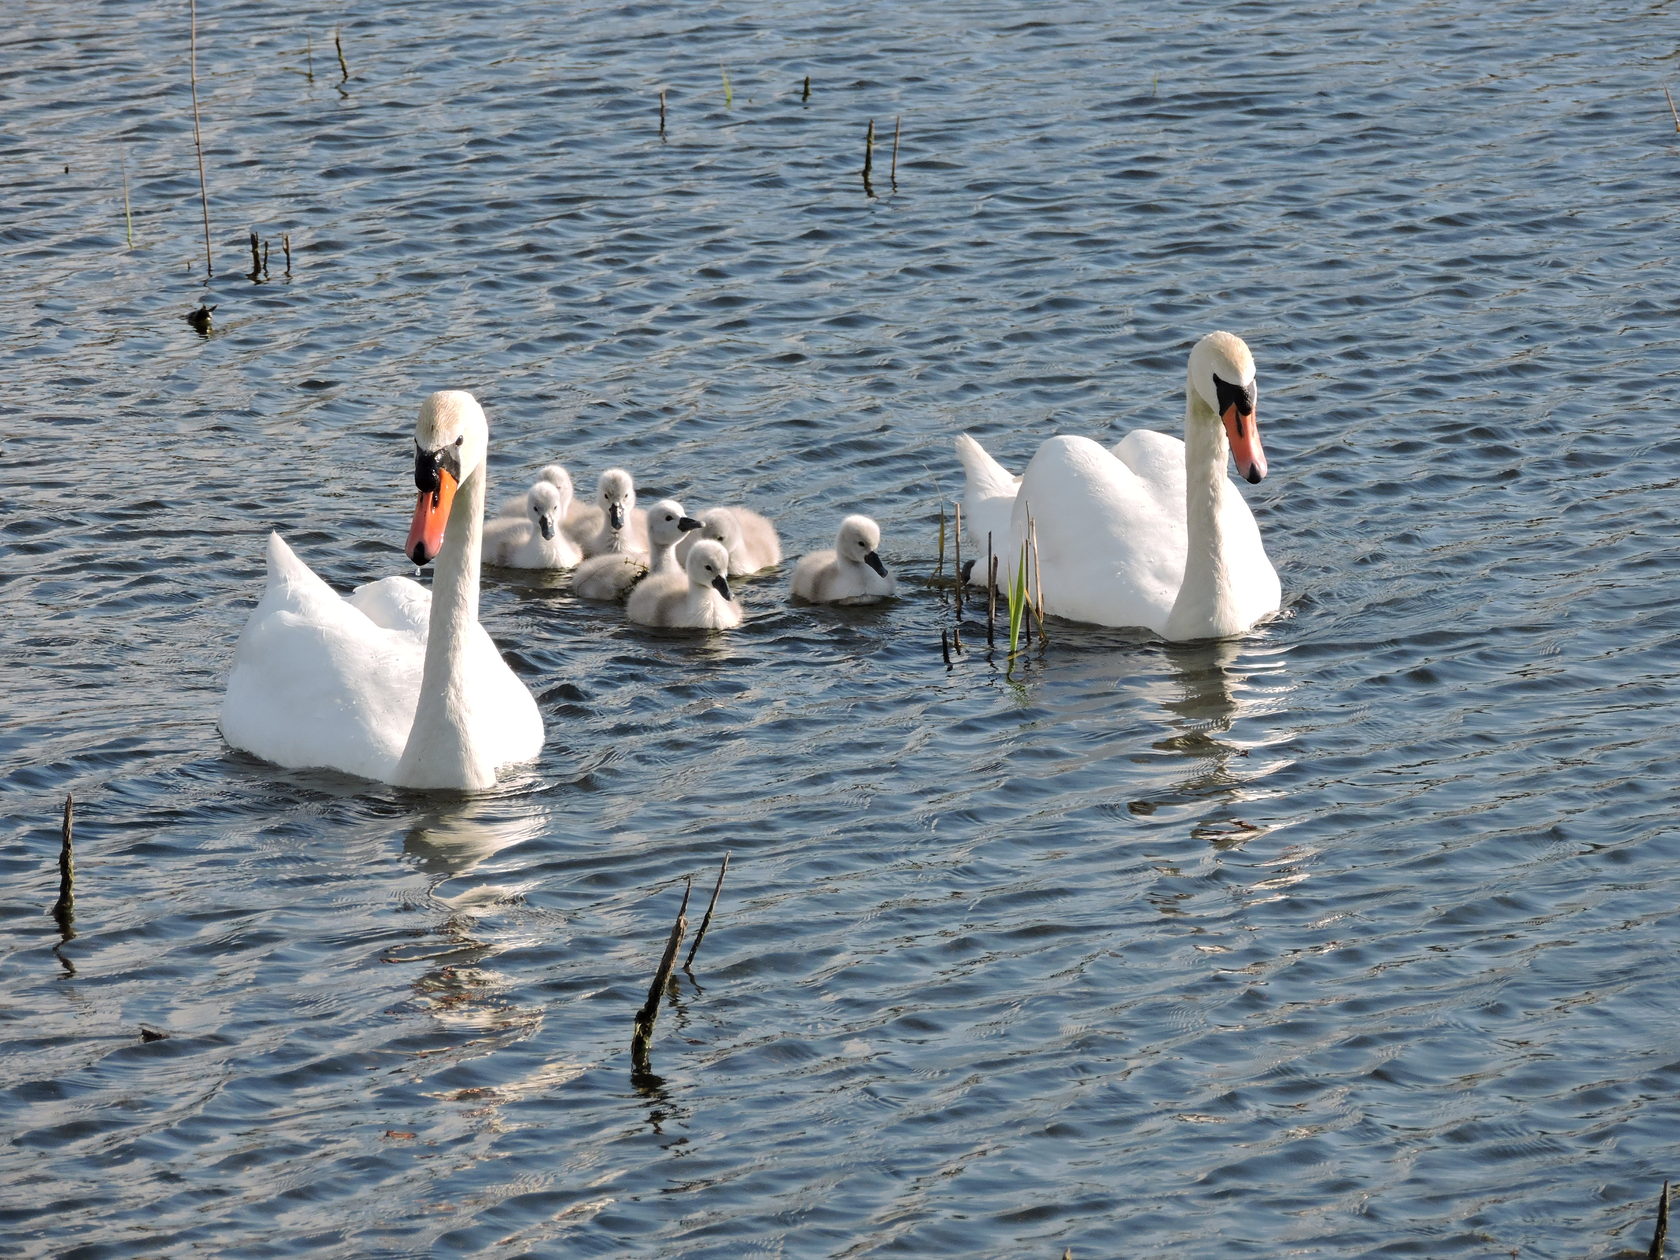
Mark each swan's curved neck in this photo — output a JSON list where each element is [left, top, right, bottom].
[[395, 460, 493, 789], [1165, 387, 1241, 641]]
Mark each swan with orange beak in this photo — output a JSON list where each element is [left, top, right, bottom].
[[220, 391, 543, 790], [955, 330, 1280, 640]]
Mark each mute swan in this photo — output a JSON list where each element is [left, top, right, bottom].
[[574, 468, 650, 558], [627, 539, 744, 629], [954, 330, 1279, 640], [483, 479, 582, 569], [790, 515, 897, 604], [574, 498, 699, 602], [219, 390, 544, 791], [675, 505, 782, 575]]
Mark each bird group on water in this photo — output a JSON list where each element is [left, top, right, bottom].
[[221, 331, 1279, 791]]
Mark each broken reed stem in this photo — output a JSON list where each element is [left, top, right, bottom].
[[1651, 1180, 1671, 1260], [630, 879, 692, 1065], [188, 0, 212, 278], [120, 152, 133, 248], [985, 530, 996, 648], [282, 232, 292, 276], [1029, 515, 1048, 642], [658, 88, 667, 137], [721, 67, 733, 107], [1666, 86, 1680, 133], [861, 118, 875, 196], [987, 555, 999, 649], [53, 793, 75, 935], [305, 34, 314, 83], [936, 504, 946, 579], [684, 853, 730, 969], [891, 114, 901, 189], [248, 230, 262, 278], [953, 503, 964, 613], [801, 74, 810, 103], [334, 27, 349, 83], [941, 627, 952, 668]]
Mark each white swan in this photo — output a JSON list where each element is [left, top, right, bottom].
[[483, 479, 582, 569], [574, 498, 699, 602], [954, 330, 1279, 640], [627, 539, 744, 629], [675, 505, 782, 575], [574, 468, 650, 558], [219, 390, 544, 790], [790, 515, 897, 604]]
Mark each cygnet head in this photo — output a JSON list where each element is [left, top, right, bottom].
[[696, 506, 742, 550], [1187, 330, 1264, 485], [646, 499, 703, 548], [596, 468, 637, 531], [526, 480, 565, 540], [686, 539, 733, 602], [536, 463, 574, 502], [837, 514, 889, 577], [406, 390, 488, 567]]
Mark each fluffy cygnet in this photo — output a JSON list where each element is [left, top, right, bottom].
[[572, 498, 700, 601], [790, 515, 897, 604], [675, 505, 782, 575], [497, 463, 574, 520], [624, 501, 706, 621], [483, 480, 582, 569], [627, 539, 744, 629], [574, 468, 650, 558]]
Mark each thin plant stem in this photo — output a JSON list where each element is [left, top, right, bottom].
[[189, 0, 212, 278]]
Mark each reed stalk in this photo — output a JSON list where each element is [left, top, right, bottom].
[[1666, 86, 1680, 133], [1650, 1180, 1671, 1260], [953, 503, 963, 613], [801, 74, 811, 103], [188, 0, 212, 277], [631, 879, 692, 1068], [52, 793, 75, 937], [721, 67, 733, 107], [335, 27, 349, 83], [1006, 539, 1028, 669], [120, 152, 133, 248], [861, 119, 875, 197], [659, 88, 667, 137], [891, 114, 901, 189], [684, 854, 729, 969], [936, 504, 946, 578]]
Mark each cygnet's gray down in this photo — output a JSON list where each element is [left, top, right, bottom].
[[790, 514, 897, 604], [574, 498, 699, 601], [573, 468, 651, 558], [482, 480, 582, 569], [675, 505, 782, 575], [628, 539, 744, 629]]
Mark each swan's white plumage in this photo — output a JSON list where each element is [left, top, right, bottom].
[[790, 515, 897, 604], [954, 331, 1280, 640], [219, 391, 542, 790]]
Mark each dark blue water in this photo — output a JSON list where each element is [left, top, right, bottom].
[[5, 1, 1679, 1255]]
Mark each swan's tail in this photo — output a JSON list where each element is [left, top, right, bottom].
[[953, 435, 1020, 582]]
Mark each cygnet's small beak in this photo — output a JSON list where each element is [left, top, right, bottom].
[[711, 574, 733, 602], [538, 514, 556, 540], [608, 503, 625, 531], [1222, 404, 1267, 484], [864, 551, 888, 578], [406, 460, 458, 566], [679, 516, 703, 532]]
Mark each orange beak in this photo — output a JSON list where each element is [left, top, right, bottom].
[[406, 467, 458, 566], [1222, 404, 1267, 484]]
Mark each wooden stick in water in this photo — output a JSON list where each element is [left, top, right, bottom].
[[631, 879, 692, 1068], [52, 793, 75, 937], [684, 854, 729, 969]]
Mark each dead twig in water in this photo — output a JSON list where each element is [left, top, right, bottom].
[[860, 119, 875, 197], [188, 0, 212, 277], [334, 27, 350, 84], [52, 793, 75, 938], [658, 88, 667, 138], [282, 232, 292, 277], [1666, 86, 1680, 133], [801, 74, 811, 103], [1651, 1180, 1671, 1260], [684, 853, 729, 969], [631, 879, 692, 1071]]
